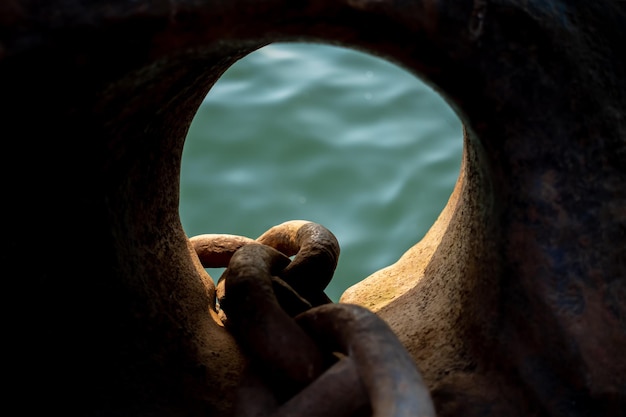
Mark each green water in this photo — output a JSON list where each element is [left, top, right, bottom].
[[180, 42, 463, 302]]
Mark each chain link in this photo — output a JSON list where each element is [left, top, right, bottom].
[[190, 220, 435, 417]]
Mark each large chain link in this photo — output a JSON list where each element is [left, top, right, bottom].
[[190, 220, 436, 417]]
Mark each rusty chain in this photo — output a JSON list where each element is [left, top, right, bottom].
[[190, 220, 436, 417]]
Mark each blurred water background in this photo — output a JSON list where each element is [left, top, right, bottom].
[[179, 42, 463, 302]]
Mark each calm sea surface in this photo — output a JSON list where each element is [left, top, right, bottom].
[[180, 42, 463, 302]]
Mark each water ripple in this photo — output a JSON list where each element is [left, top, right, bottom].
[[181, 42, 463, 301]]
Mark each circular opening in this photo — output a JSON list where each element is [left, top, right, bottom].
[[180, 42, 463, 301]]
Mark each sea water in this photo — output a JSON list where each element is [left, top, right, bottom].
[[180, 42, 463, 301]]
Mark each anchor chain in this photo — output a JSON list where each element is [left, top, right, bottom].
[[191, 220, 338, 308], [190, 220, 436, 417]]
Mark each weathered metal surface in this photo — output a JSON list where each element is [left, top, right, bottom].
[[2, 0, 625, 416]]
